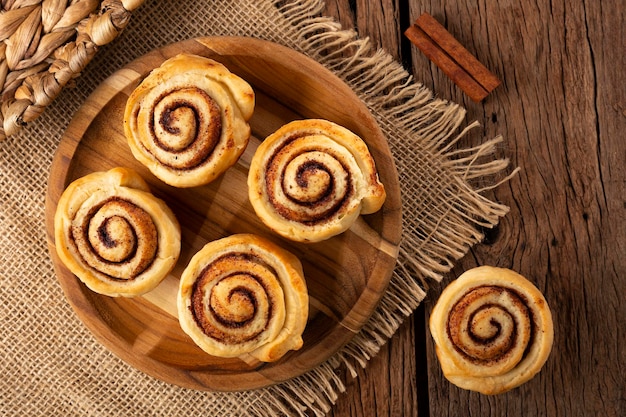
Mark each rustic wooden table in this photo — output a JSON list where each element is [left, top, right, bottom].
[[323, 1, 625, 416]]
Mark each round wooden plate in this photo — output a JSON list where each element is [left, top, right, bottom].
[[45, 37, 402, 391]]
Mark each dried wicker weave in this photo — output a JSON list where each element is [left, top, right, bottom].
[[0, 0, 144, 140]]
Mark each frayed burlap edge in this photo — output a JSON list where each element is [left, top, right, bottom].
[[242, 1, 518, 416]]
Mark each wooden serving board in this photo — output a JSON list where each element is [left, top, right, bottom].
[[44, 37, 402, 391]]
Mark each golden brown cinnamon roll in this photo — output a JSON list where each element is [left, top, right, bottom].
[[124, 53, 254, 188], [247, 119, 386, 243], [429, 266, 553, 394], [177, 234, 309, 362], [54, 167, 181, 297]]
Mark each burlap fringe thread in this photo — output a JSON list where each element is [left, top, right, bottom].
[[0, 0, 145, 140], [243, 1, 518, 416]]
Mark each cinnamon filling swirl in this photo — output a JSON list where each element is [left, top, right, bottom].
[[446, 286, 533, 373], [71, 197, 158, 281], [265, 137, 354, 225], [190, 253, 278, 345], [147, 87, 221, 170]]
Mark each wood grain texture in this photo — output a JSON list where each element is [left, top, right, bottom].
[[325, 0, 624, 416], [44, 37, 402, 392]]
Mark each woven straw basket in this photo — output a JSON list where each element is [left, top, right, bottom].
[[0, 0, 144, 140]]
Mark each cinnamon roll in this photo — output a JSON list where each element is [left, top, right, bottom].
[[177, 234, 309, 362], [247, 119, 386, 243], [54, 167, 181, 297], [429, 266, 553, 394], [124, 53, 255, 188]]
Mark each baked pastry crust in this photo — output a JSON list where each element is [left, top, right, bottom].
[[177, 233, 309, 362], [429, 266, 553, 394], [124, 53, 254, 188], [54, 167, 181, 297], [247, 119, 386, 243]]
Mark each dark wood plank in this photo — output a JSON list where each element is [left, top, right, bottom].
[[324, 0, 404, 60], [407, 0, 625, 416], [327, 320, 418, 417]]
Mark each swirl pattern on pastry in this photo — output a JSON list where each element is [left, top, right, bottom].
[[429, 266, 553, 394], [124, 53, 254, 187], [247, 119, 386, 242], [54, 167, 181, 297], [177, 234, 309, 362]]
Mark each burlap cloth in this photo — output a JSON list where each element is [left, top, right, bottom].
[[0, 0, 514, 415]]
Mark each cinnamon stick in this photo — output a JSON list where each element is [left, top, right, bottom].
[[404, 13, 501, 102]]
